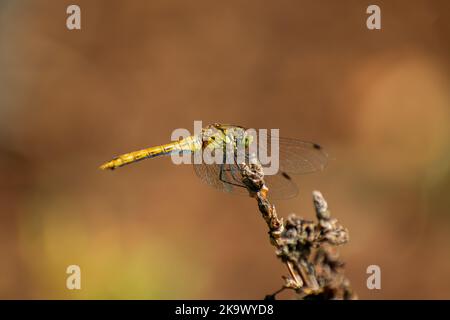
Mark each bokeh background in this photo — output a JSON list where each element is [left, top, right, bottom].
[[0, 0, 449, 299]]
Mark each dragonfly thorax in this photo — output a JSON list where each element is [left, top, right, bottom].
[[201, 125, 252, 151]]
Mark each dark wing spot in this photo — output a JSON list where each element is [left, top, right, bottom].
[[281, 171, 292, 180], [313, 143, 322, 150]]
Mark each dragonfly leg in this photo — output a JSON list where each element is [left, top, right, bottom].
[[219, 164, 246, 188], [229, 156, 243, 183]]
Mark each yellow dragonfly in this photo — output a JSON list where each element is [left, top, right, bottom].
[[100, 123, 328, 199]]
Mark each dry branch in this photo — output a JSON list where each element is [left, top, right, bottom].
[[239, 162, 356, 300]]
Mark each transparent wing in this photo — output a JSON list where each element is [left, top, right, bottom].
[[192, 130, 327, 200], [191, 146, 247, 195], [193, 162, 250, 196], [193, 162, 299, 200], [254, 131, 328, 174], [264, 171, 299, 199]]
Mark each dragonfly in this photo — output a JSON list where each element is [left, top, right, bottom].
[[99, 123, 328, 199]]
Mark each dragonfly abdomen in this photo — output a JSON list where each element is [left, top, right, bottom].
[[99, 136, 201, 170], [100, 143, 179, 170]]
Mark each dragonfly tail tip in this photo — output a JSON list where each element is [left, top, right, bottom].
[[99, 162, 115, 170]]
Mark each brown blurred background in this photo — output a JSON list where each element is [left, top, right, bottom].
[[0, 0, 449, 299]]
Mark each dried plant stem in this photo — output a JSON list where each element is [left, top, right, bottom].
[[286, 261, 302, 287], [239, 162, 356, 300]]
